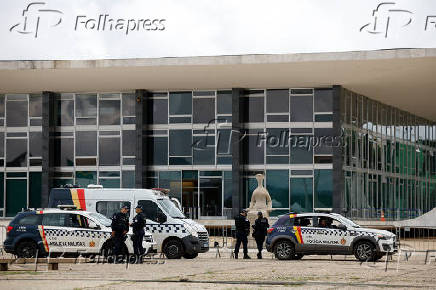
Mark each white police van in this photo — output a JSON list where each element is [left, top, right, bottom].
[[49, 186, 209, 259], [4, 207, 155, 258]]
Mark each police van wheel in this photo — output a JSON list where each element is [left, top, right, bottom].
[[274, 240, 295, 260], [164, 240, 183, 259], [183, 252, 198, 259], [16, 241, 38, 258], [354, 241, 376, 262]]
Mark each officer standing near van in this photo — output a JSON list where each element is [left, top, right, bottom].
[[111, 205, 129, 261], [234, 209, 251, 259], [131, 205, 146, 263]]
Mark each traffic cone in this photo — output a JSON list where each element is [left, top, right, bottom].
[[380, 210, 386, 222]]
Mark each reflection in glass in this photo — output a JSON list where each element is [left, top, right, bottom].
[[55, 100, 74, 126], [29, 94, 42, 117], [76, 131, 97, 156], [266, 170, 289, 208], [54, 138, 74, 166], [99, 100, 120, 125], [290, 178, 313, 213], [169, 130, 192, 156], [122, 130, 135, 156], [122, 93, 136, 117], [76, 94, 97, 118], [7, 100, 28, 127], [193, 98, 215, 124], [6, 139, 27, 167], [99, 137, 120, 166], [169, 92, 192, 115], [29, 132, 42, 157]]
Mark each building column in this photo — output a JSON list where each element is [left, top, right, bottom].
[[135, 89, 151, 189], [231, 88, 244, 217], [41, 91, 57, 207], [332, 85, 344, 214]]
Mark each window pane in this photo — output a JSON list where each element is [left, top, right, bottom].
[[6, 178, 27, 217], [314, 89, 333, 113], [200, 177, 222, 216], [96, 201, 130, 219], [193, 135, 215, 165], [291, 95, 313, 122], [0, 95, 4, 118], [76, 131, 97, 156], [99, 137, 120, 166], [146, 137, 168, 165], [169, 92, 192, 115], [267, 89, 289, 113], [55, 100, 74, 126], [146, 99, 168, 124], [76, 94, 97, 118], [266, 170, 289, 208], [193, 98, 215, 124], [29, 172, 42, 208], [76, 171, 97, 187], [290, 136, 313, 164], [99, 100, 120, 125], [122, 93, 135, 116], [314, 128, 335, 155], [314, 169, 333, 209], [217, 129, 231, 155], [223, 171, 232, 208], [6, 139, 27, 167], [7, 100, 28, 127], [217, 91, 232, 115], [122, 130, 135, 156], [122, 171, 135, 188], [159, 171, 182, 200], [29, 94, 42, 117], [290, 178, 313, 213], [54, 138, 74, 166], [100, 179, 120, 188], [241, 97, 264, 123], [29, 132, 42, 157], [266, 128, 289, 155], [0, 133, 4, 157], [169, 130, 192, 156]]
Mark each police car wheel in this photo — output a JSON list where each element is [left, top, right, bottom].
[[354, 241, 376, 262], [274, 240, 295, 260], [183, 252, 198, 259], [164, 240, 183, 259], [16, 241, 38, 258]]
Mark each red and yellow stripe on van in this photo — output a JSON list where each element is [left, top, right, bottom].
[[293, 226, 304, 244], [38, 225, 49, 253], [70, 188, 86, 210]]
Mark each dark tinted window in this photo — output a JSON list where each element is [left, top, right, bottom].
[[169, 92, 192, 115], [217, 91, 232, 114], [294, 217, 313, 227], [122, 130, 135, 156], [42, 213, 68, 227], [146, 99, 168, 124], [76, 131, 97, 156], [169, 130, 192, 156], [6, 139, 27, 167], [122, 93, 136, 117], [193, 98, 215, 124], [29, 132, 42, 157], [138, 200, 165, 223], [241, 97, 264, 123], [267, 89, 289, 113], [99, 137, 120, 166], [314, 89, 333, 113], [7, 99, 28, 127], [99, 100, 120, 125], [291, 95, 313, 122], [55, 100, 74, 126], [29, 94, 42, 117], [17, 214, 42, 225]]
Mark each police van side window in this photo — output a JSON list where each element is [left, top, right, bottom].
[[138, 200, 165, 223], [17, 214, 42, 225], [96, 201, 131, 219]]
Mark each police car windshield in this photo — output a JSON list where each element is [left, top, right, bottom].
[[157, 199, 185, 219], [89, 212, 112, 227], [335, 215, 360, 228]]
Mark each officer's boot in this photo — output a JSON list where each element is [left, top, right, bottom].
[[243, 254, 251, 259], [257, 252, 262, 259], [234, 252, 238, 259]]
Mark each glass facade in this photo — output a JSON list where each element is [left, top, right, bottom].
[[0, 87, 434, 221], [341, 89, 436, 220]]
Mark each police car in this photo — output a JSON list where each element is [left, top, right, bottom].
[[3, 207, 156, 258], [266, 212, 397, 261]]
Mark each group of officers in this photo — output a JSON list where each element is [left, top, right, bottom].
[[110, 205, 270, 262], [110, 204, 146, 263]]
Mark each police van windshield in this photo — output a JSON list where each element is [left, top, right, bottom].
[[335, 215, 360, 228], [89, 212, 112, 227], [157, 199, 185, 219]]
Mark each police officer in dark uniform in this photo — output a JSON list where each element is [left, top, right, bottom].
[[111, 205, 129, 262], [131, 205, 146, 263], [252, 211, 269, 259], [234, 209, 251, 259]]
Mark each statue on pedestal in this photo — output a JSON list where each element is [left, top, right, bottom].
[[246, 174, 272, 239]]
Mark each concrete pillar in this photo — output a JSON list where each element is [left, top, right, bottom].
[[231, 88, 244, 217], [332, 85, 344, 214], [41, 91, 57, 207], [135, 89, 151, 189]]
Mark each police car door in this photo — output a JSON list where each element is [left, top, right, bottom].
[[310, 216, 344, 252], [41, 213, 78, 254], [138, 200, 168, 251]]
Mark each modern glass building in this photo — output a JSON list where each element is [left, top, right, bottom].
[[1, 86, 435, 220]]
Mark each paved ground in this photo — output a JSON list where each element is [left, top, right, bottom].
[[1, 249, 436, 290]]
